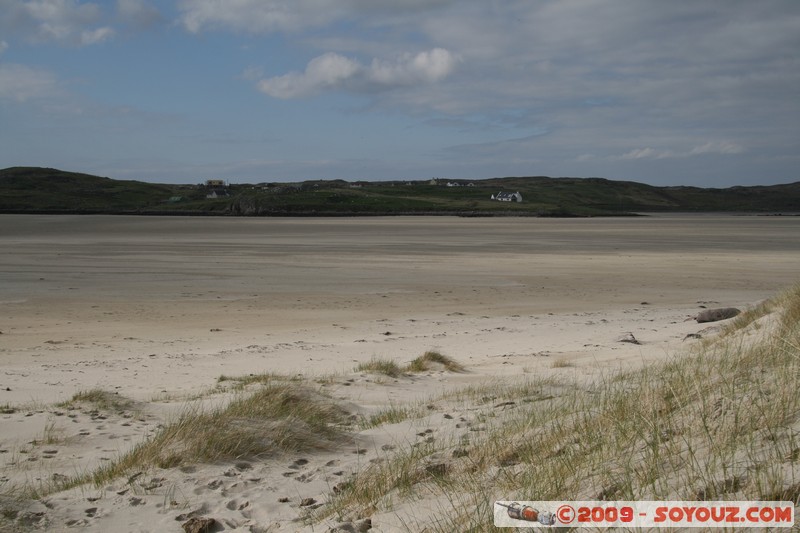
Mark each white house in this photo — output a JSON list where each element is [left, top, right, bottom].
[[491, 191, 523, 202]]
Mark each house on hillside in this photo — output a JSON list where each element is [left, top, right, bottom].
[[491, 191, 523, 202], [205, 189, 229, 199], [204, 178, 229, 199]]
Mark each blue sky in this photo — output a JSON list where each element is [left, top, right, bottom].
[[1, 0, 798, 186]]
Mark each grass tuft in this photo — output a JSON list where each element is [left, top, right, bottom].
[[77, 381, 350, 489], [355, 351, 465, 377], [407, 350, 465, 373], [359, 405, 415, 429], [57, 389, 136, 412], [355, 358, 404, 378]]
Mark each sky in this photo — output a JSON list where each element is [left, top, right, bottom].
[[1, 1, 799, 187]]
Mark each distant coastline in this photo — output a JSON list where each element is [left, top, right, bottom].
[[2, 166, 799, 217]]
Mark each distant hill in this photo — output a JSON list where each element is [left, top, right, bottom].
[[1, 167, 798, 216], [0, 167, 181, 213]]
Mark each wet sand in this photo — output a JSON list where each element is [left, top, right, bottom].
[[1, 214, 799, 404]]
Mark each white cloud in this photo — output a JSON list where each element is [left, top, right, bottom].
[[0, 0, 113, 45], [369, 48, 458, 84], [0, 63, 60, 102], [619, 142, 744, 161], [0, 40, 8, 54], [79, 25, 114, 45], [689, 141, 744, 155], [258, 52, 360, 98], [177, 0, 458, 34], [257, 48, 459, 98], [620, 147, 674, 160], [179, 0, 342, 34]]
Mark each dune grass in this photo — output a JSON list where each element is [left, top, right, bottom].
[[57, 389, 137, 412], [406, 350, 465, 373], [4, 287, 799, 531], [319, 283, 800, 530], [1, 378, 353, 502], [356, 350, 465, 377], [355, 358, 404, 378], [86, 381, 350, 487], [359, 404, 418, 430]]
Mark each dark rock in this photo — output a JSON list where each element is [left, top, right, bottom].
[[695, 307, 740, 323], [182, 516, 216, 533], [617, 332, 641, 345]]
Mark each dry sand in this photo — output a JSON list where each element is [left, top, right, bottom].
[[0, 214, 798, 531]]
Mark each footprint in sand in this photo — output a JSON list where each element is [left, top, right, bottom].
[[234, 461, 252, 471], [295, 472, 314, 482], [287, 458, 308, 470], [226, 499, 250, 511]]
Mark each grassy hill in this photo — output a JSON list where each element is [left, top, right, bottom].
[[0, 167, 183, 213], [1, 167, 798, 216]]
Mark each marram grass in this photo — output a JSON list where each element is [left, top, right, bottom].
[[355, 350, 465, 377], [321, 283, 800, 531]]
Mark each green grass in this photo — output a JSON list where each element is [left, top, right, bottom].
[[4, 166, 799, 215]]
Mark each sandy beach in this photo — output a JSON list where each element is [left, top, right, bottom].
[[1, 214, 798, 531]]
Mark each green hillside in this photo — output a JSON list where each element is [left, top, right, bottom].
[[0, 167, 181, 213], [1, 167, 798, 216]]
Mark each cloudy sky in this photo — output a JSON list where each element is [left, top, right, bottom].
[[1, 1, 798, 186]]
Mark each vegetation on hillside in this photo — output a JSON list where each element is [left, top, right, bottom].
[[1, 166, 798, 216]]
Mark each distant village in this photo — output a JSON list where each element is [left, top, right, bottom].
[[199, 178, 523, 203]]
